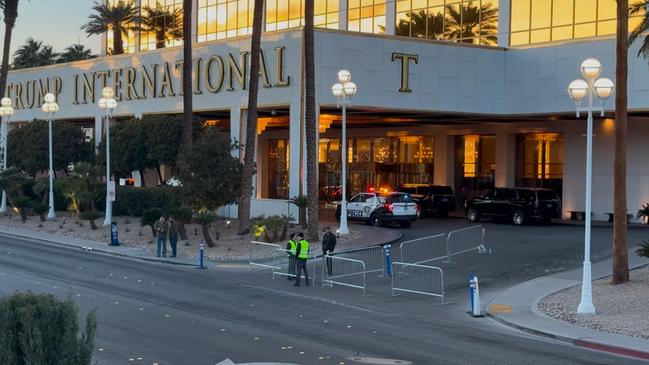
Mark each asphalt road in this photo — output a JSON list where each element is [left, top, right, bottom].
[[0, 230, 646, 365]]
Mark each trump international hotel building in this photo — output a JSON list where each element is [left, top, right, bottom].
[[6, 0, 649, 220]]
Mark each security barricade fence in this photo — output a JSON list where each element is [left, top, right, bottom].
[[248, 241, 282, 269], [399, 234, 448, 265], [446, 225, 486, 261], [322, 255, 367, 295], [391, 262, 444, 303], [329, 246, 384, 274], [271, 248, 317, 281]]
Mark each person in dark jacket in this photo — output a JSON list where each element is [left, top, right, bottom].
[[321, 226, 337, 275], [168, 217, 179, 257]]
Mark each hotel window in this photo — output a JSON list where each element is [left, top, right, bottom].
[[515, 133, 563, 194], [266, 0, 339, 31], [106, 0, 138, 54], [510, 0, 644, 46], [455, 135, 495, 199], [267, 139, 290, 199], [348, 0, 387, 34], [197, 0, 254, 42], [395, 0, 499, 45], [140, 0, 184, 51]]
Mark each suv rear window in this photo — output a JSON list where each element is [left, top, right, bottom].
[[431, 186, 453, 195], [387, 194, 414, 203], [537, 190, 559, 200], [517, 189, 535, 200]]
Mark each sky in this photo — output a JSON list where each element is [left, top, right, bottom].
[[3, 0, 101, 56]]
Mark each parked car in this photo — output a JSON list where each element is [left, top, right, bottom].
[[396, 184, 456, 217], [464, 187, 561, 225], [335, 192, 418, 228]]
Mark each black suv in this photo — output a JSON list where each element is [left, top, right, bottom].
[[396, 184, 456, 217], [464, 187, 561, 225]]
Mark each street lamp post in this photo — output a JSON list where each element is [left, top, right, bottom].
[[332, 70, 357, 236], [567, 58, 614, 315], [0, 97, 15, 213], [98, 87, 117, 226], [41, 93, 59, 219]]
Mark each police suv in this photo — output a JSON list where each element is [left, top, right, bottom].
[[335, 192, 418, 228]]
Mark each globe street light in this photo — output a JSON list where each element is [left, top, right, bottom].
[[98, 87, 117, 226], [567, 58, 614, 315], [41, 93, 59, 219], [0, 97, 15, 212], [332, 69, 358, 236]]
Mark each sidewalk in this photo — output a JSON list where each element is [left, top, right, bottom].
[[0, 223, 400, 267], [486, 247, 649, 361]]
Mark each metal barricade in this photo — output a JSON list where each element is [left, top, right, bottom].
[[330, 246, 384, 274], [272, 248, 317, 281], [446, 225, 486, 261], [391, 262, 444, 303], [248, 241, 282, 269], [322, 255, 366, 295], [399, 234, 448, 265]]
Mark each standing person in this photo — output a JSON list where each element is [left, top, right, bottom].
[[168, 216, 179, 258], [293, 232, 310, 287], [153, 216, 169, 257], [286, 233, 297, 280], [321, 226, 337, 276]]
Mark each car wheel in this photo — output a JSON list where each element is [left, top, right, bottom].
[[370, 213, 383, 227], [399, 222, 411, 228], [466, 208, 480, 223], [335, 207, 341, 222], [512, 210, 526, 225]]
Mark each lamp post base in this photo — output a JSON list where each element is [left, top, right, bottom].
[[577, 261, 596, 314], [0, 191, 6, 213], [338, 223, 350, 236], [47, 209, 55, 219]]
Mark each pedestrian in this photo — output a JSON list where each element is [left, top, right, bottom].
[[168, 216, 178, 258], [153, 216, 169, 257], [293, 232, 310, 287], [286, 233, 297, 280], [321, 226, 337, 276]]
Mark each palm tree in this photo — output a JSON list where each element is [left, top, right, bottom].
[[139, 2, 182, 49], [181, 0, 193, 145], [395, 10, 444, 40], [237, 0, 264, 235], [0, 0, 20, 98], [12, 38, 59, 69], [444, 1, 498, 45], [59, 43, 96, 63], [611, 0, 631, 285], [82, 0, 138, 55], [629, 1, 649, 58], [304, 0, 319, 241]]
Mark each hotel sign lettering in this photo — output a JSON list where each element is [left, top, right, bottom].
[[5, 46, 290, 110]]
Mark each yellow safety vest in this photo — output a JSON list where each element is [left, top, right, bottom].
[[288, 240, 297, 255], [298, 239, 309, 259]]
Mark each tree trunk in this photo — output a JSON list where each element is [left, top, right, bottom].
[[113, 27, 125, 55], [0, 1, 18, 99], [89, 219, 97, 230], [39, 214, 45, 222], [19, 209, 26, 223], [178, 222, 188, 240], [139, 169, 146, 187], [156, 165, 165, 185], [304, 0, 319, 242], [156, 33, 166, 49], [201, 223, 215, 247], [300, 207, 307, 229], [237, 0, 264, 235], [182, 0, 193, 145], [612, 0, 630, 285]]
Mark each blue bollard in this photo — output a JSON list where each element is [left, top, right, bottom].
[[468, 272, 475, 314], [384, 244, 392, 277], [198, 242, 206, 270]]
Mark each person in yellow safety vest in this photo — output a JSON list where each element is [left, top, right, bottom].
[[293, 232, 310, 287], [286, 233, 297, 281]]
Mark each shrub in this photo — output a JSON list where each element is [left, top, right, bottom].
[[636, 240, 649, 258], [31, 201, 48, 222], [12, 196, 31, 223], [194, 211, 218, 247], [80, 211, 102, 230], [141, 207, 162, 236], [252, 215, 289, 243], [113, 186, 181, 216], [0, 292, 96, 365]]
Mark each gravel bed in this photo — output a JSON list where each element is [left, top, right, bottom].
[[538, 265, 649, 339]]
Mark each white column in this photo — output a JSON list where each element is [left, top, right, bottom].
[[134, 0, 142, 52], [497, 0, 511, 47], [339, 0, 348, 30], [289, 102, 302, 200], [94, 114, 102, 154], [495, 133, 515, 187], [385, 0, 396, 35], [191, 0, 198, 42]]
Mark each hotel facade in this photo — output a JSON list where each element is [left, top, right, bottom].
[[5, 0, 649, 220]]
